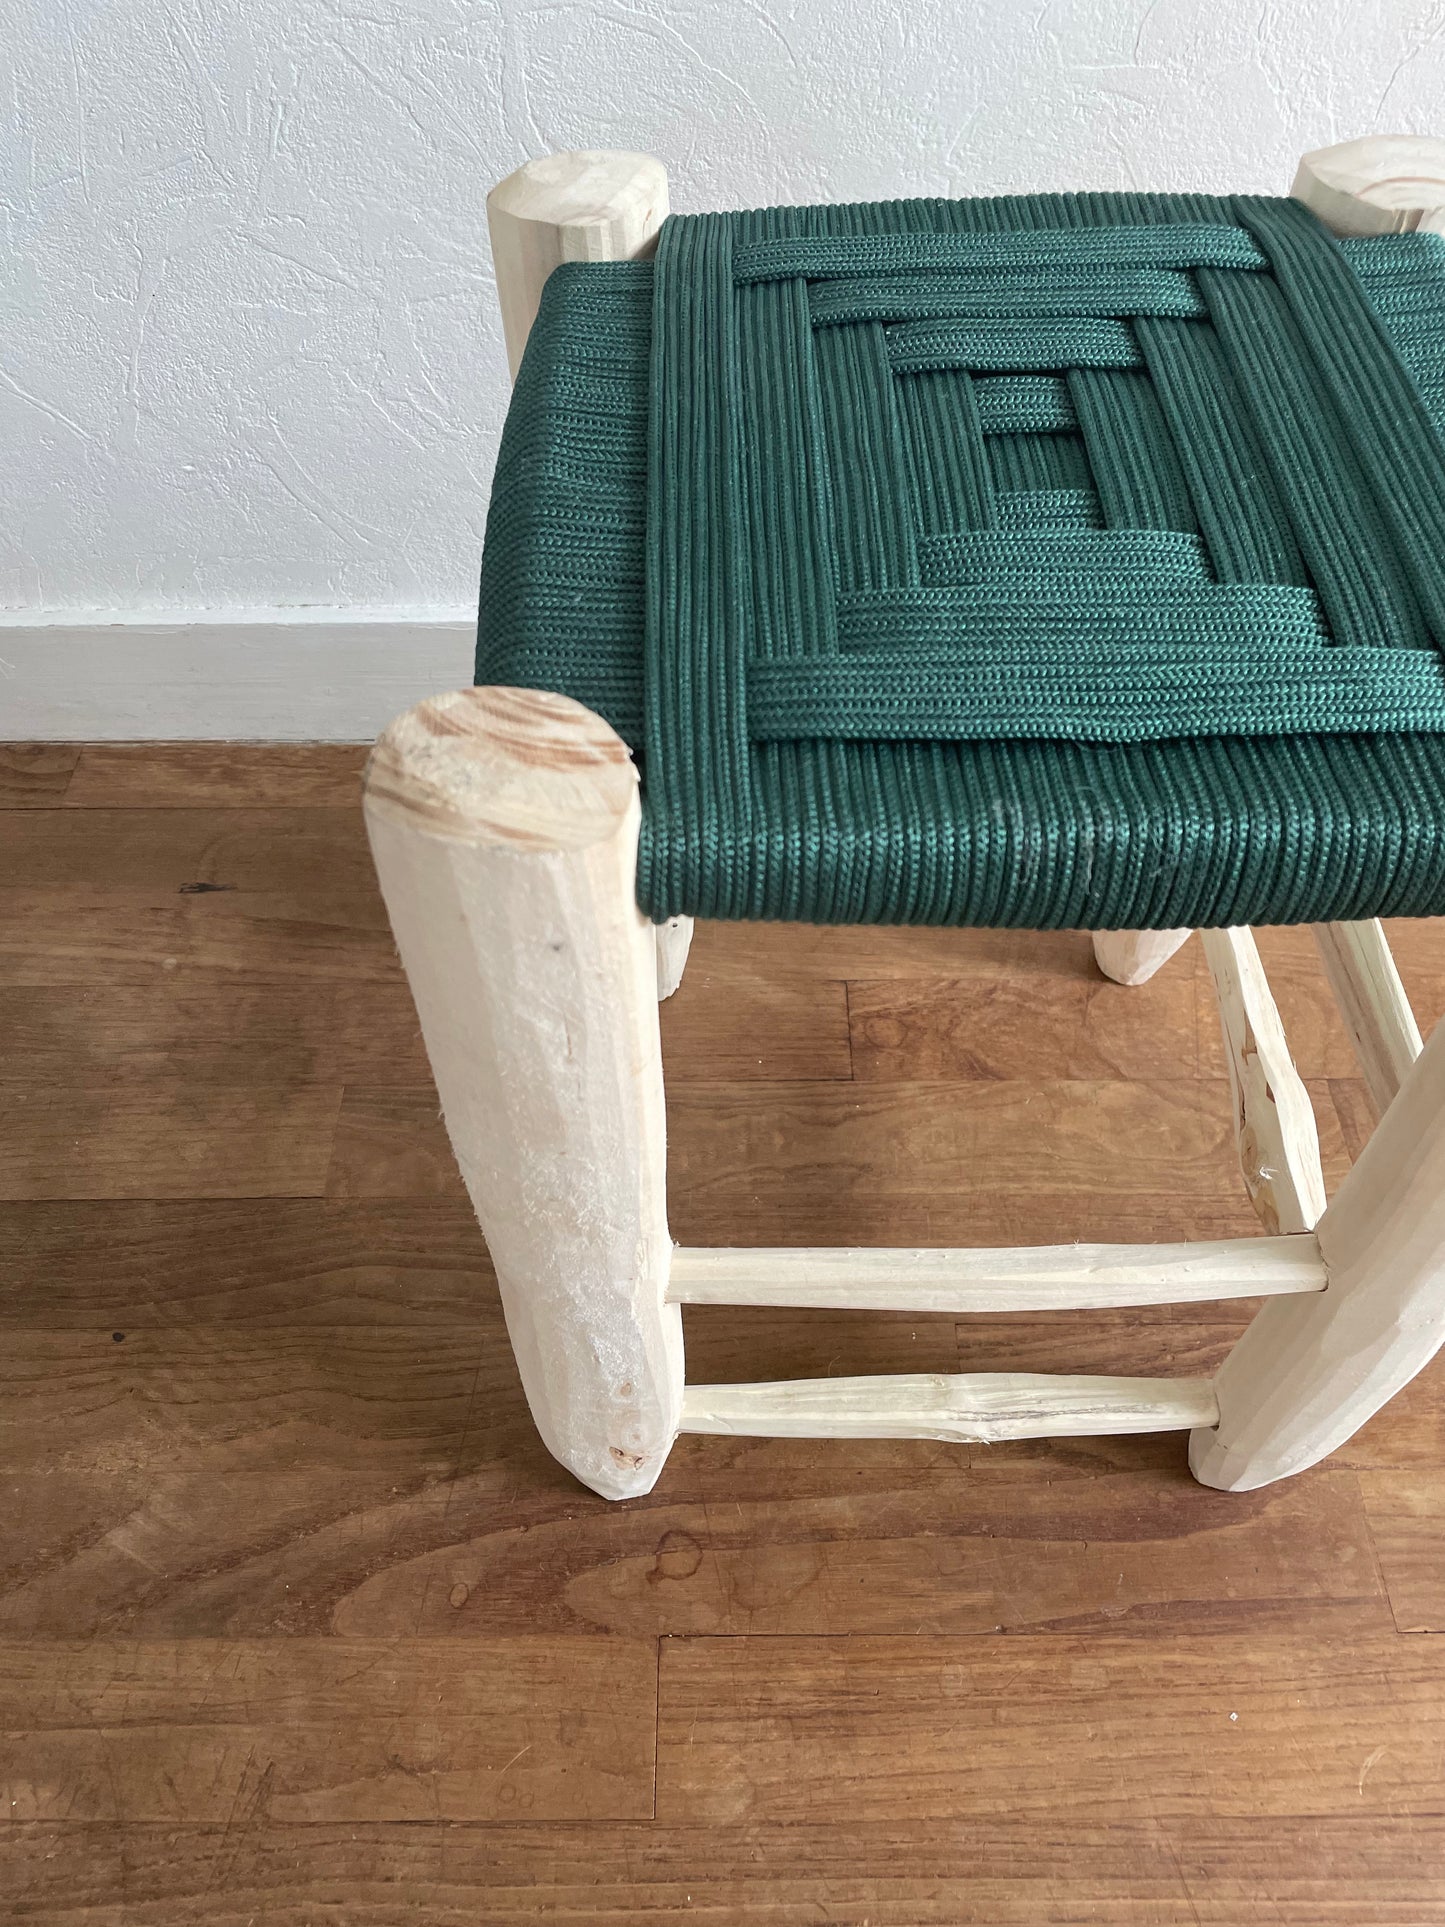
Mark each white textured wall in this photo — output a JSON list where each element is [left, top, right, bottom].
[[5, 0, 1445, 619]]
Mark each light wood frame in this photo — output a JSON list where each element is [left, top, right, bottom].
[[365, 137, 1445, 1499]]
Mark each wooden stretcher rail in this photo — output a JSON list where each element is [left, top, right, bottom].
[[667, 1235, 1324, 1312], [680, 1372, 1221, 1444]]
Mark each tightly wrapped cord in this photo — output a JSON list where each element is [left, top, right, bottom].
[[478, 191, 1445, 930]]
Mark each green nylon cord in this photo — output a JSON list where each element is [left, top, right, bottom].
[[477, 195, 1445, 929], [733, 221, 1268, 281], [809, 266, 1206, 326], [920, 527, 1209, 585], [972, 374, 1076, 433], [886, 315, 1141, 372], [995, 488, 1103, 530]]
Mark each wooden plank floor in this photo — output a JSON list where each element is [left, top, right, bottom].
[[4, 739, 1445, 1924]]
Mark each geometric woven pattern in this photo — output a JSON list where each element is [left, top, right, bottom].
[[478, 193, 1445, 929]]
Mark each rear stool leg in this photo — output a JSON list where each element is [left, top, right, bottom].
[[1292, 135, 1445, 236], [487, 147, 695, 1001], [1191, 1009, 1445, 1490], [364, 688, 682, 1499], [1092, 928, 1193, 986]]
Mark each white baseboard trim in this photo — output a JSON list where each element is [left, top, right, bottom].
[[0, 610, 477, 740]]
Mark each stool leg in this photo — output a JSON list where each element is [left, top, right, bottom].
[[364, 687, 682, 1500], [1191, 1011, 1445, 1490], [487, 148, 695, 1000], [654, 915, 694, 1000], [1092, 928, 1192, 986], [1292, 135, 1445, 237]]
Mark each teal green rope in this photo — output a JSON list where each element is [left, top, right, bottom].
[[1068, 369, 1200, 533], [734, 222, 1268, 282], [749, 648, 1445, 742], [886, 316, 1141, 372], [995, 488, 1104, 530], [1133, 317, 1308, 584], [809, 267, 1205, 326], [896, 367, 996, 533], [972, 375, 1076, 433], [920, 527, 1209, 585], [985, 430, 1093, 495], [477, 199, 1445, 929]]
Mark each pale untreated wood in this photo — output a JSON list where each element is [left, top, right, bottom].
[[1293, 134, 1445, 236], [1311, 919, 1422, 1113], [668, 1235, 1323, 1312], [364, 687, 681, 1499], [1204, 923, 1445, 1084], [487, 150, 669, 377], [655, 914, 694, 1000], [681, 1371, 1219, 1444], [1200, 927, 1326, 1235], [1193, 1010, 1445, 1490], [1091, 928, 1192, 986], [487, 146, 692, 1003]]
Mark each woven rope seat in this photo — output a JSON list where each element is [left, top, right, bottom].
[[477, 189, 1445, 930]]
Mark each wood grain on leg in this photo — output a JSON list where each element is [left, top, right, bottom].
[[1293, 134, 1445, 236], [364, 688, 681, 1500], [487, 150, 669, 377]]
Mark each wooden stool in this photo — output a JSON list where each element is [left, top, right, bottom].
[[364, 137, 1445, 1501]]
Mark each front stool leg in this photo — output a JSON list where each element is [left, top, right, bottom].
[[364, 686, 682, 1499], [1092, 928, 1193, 986]]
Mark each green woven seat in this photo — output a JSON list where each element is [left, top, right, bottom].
[[477, 191, 1445, 929]]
